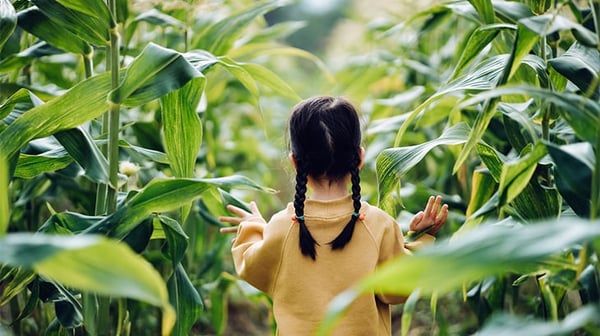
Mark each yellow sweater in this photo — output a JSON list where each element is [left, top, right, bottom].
[[231, 195, 434, 335]]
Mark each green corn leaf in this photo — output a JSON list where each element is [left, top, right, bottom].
[[0, 73, 111, 158], [54, 127, 110, 185], [0, 265, 36, 307], [546, 142, 593, 217], [0, 157, 9, 236], [168, 263, 203, 336], [401, 289, 421, 336], [55, 0, 113, 27], [87, 175, 274, 238], [0, 233, 175, 335], [449, 23, 513, 80], [376, 123, 470, 213], [157, 215, 188, 265], [110, 43, 202, 106], [161, 77, 204, 179], [132, 8, 184, 28], [14, 152, 73, 179], [17, 6, 91, 55], [316, 218, 600, 336], [237, 62, 300, 101], [468, 0, 495, 24], [0, 0, 16, 50], [31, 0, 109, 46], [548, 42, 600, 98], [477, 305, 600, 335], [458, 84, 600, 144], [520, 14, 597, 48], [38, 211, 105, 234], [193, 0, 292, 55], [497, 142, 547, 205]]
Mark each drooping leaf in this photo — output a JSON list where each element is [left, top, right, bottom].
[[55, 0, 113, 27], [520, 14, 597, 48], [168, 263, 203, 336], [31, 0, 110, 46], [377, 123, 470, 213], [458, 84, 600, 144], [14, 151, 73, 179], [0, 73, 112, 158], [86, 175, 274, 238], [17, 6, 91, 55], [548, 42, 600, 99], [468, 0, 495, 24], [316, 218, 600, 336], [132, 8, 184, 28], [497, 142, 547, 205], [0, 233, 175, 335], [158, 215, 188, 265], [53, 127, 110, 185], [546, 142, 593, 217], [193, 0, 292, 55], [0, 0, 17, 50], [109, 43, 202, 106]]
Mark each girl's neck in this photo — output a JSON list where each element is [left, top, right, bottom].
[[307, 175, 350, 201]]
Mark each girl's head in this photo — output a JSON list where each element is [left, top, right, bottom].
[[289, 96, 363, 260]]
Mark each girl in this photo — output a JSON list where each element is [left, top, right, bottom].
[[220, 96, 448, 335]]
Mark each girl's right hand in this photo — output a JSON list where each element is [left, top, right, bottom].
[[218, 201, 262, 234]]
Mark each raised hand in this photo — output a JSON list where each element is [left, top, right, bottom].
[[219, 201, 262, 234], [409, 195, 448, 235]]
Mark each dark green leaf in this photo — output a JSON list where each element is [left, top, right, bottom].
[[168, 264, 203, 336], [0, 0, 17, 50], [14, 151, 73, 179], [549, 42, 600, 99], [158, 215, 188, 265], [546, 142, 593, 217], [17, 6, 91, 55]]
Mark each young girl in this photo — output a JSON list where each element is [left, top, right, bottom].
[[220, 96, 448, 335]]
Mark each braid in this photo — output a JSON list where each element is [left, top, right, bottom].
[[329, 154, 362, 250], [294, 163, 318, 260]]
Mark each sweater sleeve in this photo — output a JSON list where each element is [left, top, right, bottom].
[[375, 219, 409, 304], [404, 232, 436, 252], [231, 214, 285, 296]]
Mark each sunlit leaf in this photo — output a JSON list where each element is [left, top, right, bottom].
[[520, 14, 597, 48], [497, 142, 547, 205], [132, 8, 184, 28], [14, 152, 72, 179], [237, 62, 300, 101], [0, 233, 175, 335], [377, 123, 470, 212], [31, 0, 110, 46], [0, 73, 111, 158], [468, 0, 494, 24], [161, 77, 204, 179], [316, 218, 600, 335], [86, 175, 275, 238], [110, 43, 202, 106], [56, 0, 113, 27], [193, 0, 292, 55]]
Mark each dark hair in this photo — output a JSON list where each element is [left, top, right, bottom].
[[289, 96, 362, 260]]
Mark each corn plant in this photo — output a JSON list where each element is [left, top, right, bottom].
[[320, 0, 600, 334], [0, 0, 317, 335]]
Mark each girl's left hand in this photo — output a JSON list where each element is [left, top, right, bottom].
[[218, 201, 262, 234], [409, 195, 448, 235]]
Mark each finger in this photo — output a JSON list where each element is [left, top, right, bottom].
[[435, 204, 449, 226], [423, 196, 435, 218], [219, 216, 242, 225], [249, 201, 262, 217], [409, 211, 424, 231], [226, 204, 250, 217], [219, 227, 239, 234]]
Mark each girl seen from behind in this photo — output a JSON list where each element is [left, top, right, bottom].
[[220, 96, 448, 335]]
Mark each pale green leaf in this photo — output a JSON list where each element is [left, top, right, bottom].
[[161, 77, 204, 179], [56, 0, 113, 27], [0, 233, 175, 335], [14, 152, 73, 179], [0, 156, 8, 235], [238, 62, 300, 101], [468, 0, 495, 23]]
